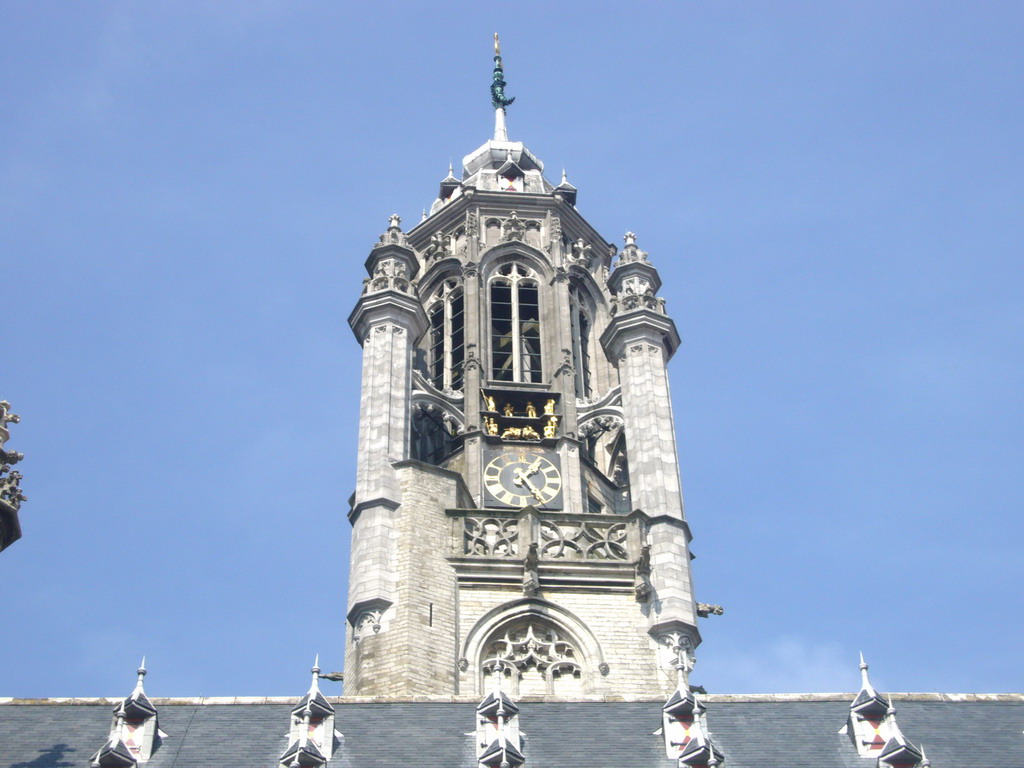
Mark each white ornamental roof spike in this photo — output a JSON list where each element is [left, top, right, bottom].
[[387, 213, 402, 231], [920, 744, 930, 767], [309, 654, 322, 697], [885, 695, 905, 739], [860, 651, 875, 693], [624, 231, 638, 247], [674, 637, 694, 692], [133, 656, 147, 696]]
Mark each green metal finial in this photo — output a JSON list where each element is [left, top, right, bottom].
[[491, 33, 515, 110]]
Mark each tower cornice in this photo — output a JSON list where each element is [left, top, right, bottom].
[[600, 307, 682, 361], [348, 289, 428, 343]]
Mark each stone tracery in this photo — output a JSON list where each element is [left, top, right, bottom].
[[481, 619, 583, 696]]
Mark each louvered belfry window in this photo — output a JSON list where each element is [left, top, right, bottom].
[[490, 263, 542, 383], [427, 278, 465, 391]]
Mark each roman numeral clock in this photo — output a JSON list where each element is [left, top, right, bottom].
[[483, 449, 563, 509]]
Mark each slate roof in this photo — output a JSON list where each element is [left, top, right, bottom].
[[1, 695, 1021, 768]]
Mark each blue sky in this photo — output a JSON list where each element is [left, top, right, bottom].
[[2, 2, 1022, 698]]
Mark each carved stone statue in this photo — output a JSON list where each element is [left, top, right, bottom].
[[522, 542, 539, 596], [0, 401, 19, 448]]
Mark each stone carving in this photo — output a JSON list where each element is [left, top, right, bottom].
[[547, 216, 562, 254], [1, 400, 25, 509], [458, 657, 469, 672], [0, 470, 27, 509], [609, 275, 663, 316], [373, 214, 408, 248], [598, 662, 610, 676], [0, 401, 19, 437], [577, 414, 623, 438], [696, 603, 724, 617], [366, 256, 411, 294], [464, 343, 481, 373], [539, 520, 628, 561], [634, 544, 652, 602], [422, 231, 452, 262], [657, 631, 696, 680], [482, 622, 581, 683], [567, 238, 592, 266], [617, 231, 651, 264], [554, 347, 574, 378], [466, 211, 479, 242], [465, 516, 519, 556], [352, 608, 385, 641], [501, 211, 527, 243], [522, 542, 540, 596]]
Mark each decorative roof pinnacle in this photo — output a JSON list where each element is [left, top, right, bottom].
[[133, 657, 147, 693], [491, 34, 514, 141], [387, 213, 401, 231], [624, 231, 637, 247], [859, 652, 873, 691]]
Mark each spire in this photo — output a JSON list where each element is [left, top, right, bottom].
[[133, 657, 146, 694], [279, 658, 338, 767], [476, 661, 524, 768], [90, 663, 161, 766], [860, 651, 872, 691], [491, 33, 514, 141]]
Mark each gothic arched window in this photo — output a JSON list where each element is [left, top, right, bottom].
[[427, 279, 465, 391], [481, 618, 584, 698], [490, 263, 542, 383], [411, 405, 458, 466], [568, 283, 593, 398]]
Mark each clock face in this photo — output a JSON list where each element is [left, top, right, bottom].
[[484, 450, 562, 509]]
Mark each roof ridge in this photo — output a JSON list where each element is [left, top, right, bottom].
[[3, 692, 1024, 705]]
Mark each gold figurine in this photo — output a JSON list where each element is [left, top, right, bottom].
[[484, 394, 496, 412], [544, 398, 556, 415], [485, 417, 499, 436], [525, 402, 537, 418], [503, 403, 514, 417]]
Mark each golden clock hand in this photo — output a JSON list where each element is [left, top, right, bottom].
[[513, 467, 545, 501]]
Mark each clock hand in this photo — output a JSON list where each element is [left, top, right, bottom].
[[513, 468, 545, 501]]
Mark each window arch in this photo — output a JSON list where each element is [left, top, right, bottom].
[[427, 278, 465, 391], [481, 617, 584, 698], [490, 263, 542, 383], [410, 404, 459, 465], [568, 283, 593, 398]]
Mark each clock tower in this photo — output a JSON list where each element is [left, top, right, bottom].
[[343, 39, 702, 699]]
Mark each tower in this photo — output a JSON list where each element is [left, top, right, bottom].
[[343, 39, 701, 699]]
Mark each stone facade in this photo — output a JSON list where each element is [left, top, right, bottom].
[[343, 108, 703, 698]]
